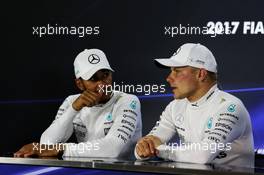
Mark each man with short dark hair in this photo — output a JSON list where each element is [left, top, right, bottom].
[[135, 43, 254, 167], [15, 49, 142, 158]]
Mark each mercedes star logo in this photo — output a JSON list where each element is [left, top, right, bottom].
[[175, 114, 184, 125], [88, 54, 100, 64]]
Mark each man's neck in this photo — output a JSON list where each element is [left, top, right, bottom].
[[187, 82, 216, 102]]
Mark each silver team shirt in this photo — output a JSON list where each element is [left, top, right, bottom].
[[40, 91, 142, 158], [135, 85, 254, 167]]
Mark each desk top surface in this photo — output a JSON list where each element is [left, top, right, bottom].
[[0, 157, 263, 175]]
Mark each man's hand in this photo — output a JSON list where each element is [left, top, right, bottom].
[[136, 135, 162, 158], [14, 142, 64, 158], [72, 90, 102, 111]]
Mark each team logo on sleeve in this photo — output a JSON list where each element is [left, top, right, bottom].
[[227, 104, 236, 112], [104, 114, 114, 125], [129, 100, 137, 110], [207, 117, 213, 129], [106, 113, 112, 121]]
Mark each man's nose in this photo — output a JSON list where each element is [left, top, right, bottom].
[[166, 72, 173, 85]]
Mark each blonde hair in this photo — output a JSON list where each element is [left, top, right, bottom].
[[191, 67, 217, 83]]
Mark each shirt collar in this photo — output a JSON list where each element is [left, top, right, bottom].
[[188, 84, 218, 108], [92, 91, 115, 108]]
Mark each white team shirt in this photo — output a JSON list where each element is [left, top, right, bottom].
[[40, 91, 142, 158], [135, 85, 254, 167]]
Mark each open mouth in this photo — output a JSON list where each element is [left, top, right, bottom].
[[172, 87, 177, 90]]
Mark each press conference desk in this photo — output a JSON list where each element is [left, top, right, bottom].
[[0, 157, 263, 175]]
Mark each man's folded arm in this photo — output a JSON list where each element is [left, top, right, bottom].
[[135, 102, 176, 160], [40, 97, 78, 144], [64, 96, 141, 158]]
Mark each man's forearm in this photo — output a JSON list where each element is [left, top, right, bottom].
[[40, 105, 78, 144]]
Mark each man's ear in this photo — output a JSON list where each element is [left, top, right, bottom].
[[75, 79, 85, 91], [197, 69, 208, 82]]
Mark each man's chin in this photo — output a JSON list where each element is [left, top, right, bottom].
[[100, 93, 112, 102], [173, 94, 184, 100]]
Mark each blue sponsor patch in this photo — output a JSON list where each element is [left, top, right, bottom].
[[227, 104, 236, 112], [130, 100, 137, 110], [207, 117, 213, 129]]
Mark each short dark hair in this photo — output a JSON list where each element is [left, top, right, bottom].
[[207, 71, 217, 82], [191, 67, 217, 83]]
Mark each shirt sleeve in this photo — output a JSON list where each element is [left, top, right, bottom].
[[63, 95, 141, 158], [148, 101, 177, 143], [135, 101, 176, 160], [40, 96, 78, 144], [156, 101, 247, 164]]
